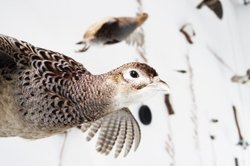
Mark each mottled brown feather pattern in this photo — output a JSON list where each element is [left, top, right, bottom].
[[0, 34, 115, 138], [0, 34, 167, 157]]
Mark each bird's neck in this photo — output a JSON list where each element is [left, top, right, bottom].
[[75, 74, 116, 122]]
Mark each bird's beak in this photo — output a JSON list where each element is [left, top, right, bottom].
[[149, 77, 170, 94]]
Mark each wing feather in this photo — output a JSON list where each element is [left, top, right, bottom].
[[80, 108, 141, 157], [0, 34, 87, 75]]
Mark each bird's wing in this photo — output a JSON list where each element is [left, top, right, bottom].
[[95, 18, 119, 38], [0, 34, 88, 81], [207, 0, 223, 19], [125, 27, 144, 47], [0, 34, 32, 72], [80, 107, 141, 157], [0, 34, 90, 129], [0, 34, 87, 74]]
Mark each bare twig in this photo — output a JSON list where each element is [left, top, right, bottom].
[[206, 46, 236, 74], [235, 158, 239, 166], [59, 132, 68, 166], [134, 0, 148, 63], [232, 105, 249, 149], [164, 94, 175, 115], [185, 53, 199, 148], [165, 133, 176, 166]]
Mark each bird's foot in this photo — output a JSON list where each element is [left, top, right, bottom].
[[75, 45, 90, 53], [75, 41, 89, 52]]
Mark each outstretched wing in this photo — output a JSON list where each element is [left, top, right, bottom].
[[80, 108, 141, 157], [94, 17, 119, 40]]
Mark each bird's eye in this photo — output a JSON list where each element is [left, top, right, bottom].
[[130, 70, 139, 78]]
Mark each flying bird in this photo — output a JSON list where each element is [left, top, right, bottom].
[[197, 0, 223, 19], [231, 69, 250, 84], [76, 12, 148, 52], [180, 23, 196, 44], [0, 34, 169, 157]]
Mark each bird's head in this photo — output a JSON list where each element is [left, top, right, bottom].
[[108, 62, 169, 108], [136, 12, 148, 26]]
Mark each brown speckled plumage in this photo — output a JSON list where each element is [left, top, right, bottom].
[[0, 34, 169, 157]]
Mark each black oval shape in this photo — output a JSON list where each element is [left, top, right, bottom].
[[138, 105, 152, 125], [130, 70, 139, 78]]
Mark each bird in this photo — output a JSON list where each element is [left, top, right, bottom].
[[76, 12, 148, 52], [0, 34, 169, 157], [196, 0, 223, 19], [231, 69, 250, 84], [180, 23, 196, 44]]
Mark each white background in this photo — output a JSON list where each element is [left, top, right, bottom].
[[0, 0, 250, 166]]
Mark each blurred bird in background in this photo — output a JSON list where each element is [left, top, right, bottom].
[[231, 69, 250, 84], [197, 0, 223, 19], [76, 12, 148, 52], [180, 23, 196, 44], [0, 34, 169, 157]]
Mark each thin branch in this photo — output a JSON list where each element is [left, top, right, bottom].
[[232, 105, 249, 149], [235, 158, 239, 166], [206, 46, 236, 74], [233, 105, 243, 140], [59, 132, 68, 166], [164, 94, 175, 115], [185, 53, 199, 148], [134, 0, 148, 63]]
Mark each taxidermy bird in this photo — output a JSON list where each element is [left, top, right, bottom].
[[76, 12, 148, 52], [180, 23, 196, 44], [231, 69, 250, 85], [0, 34, 169, 157], [197, 0, 223, 19]]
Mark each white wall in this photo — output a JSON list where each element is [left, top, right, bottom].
[[0, 0, 250, 166]]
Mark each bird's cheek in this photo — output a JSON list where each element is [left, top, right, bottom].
[[131, 83, 147, 90]]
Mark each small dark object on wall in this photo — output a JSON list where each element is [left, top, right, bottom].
[[197, 0, 223, 19], [164, 94, 175, 115], [211, 119, 219, 123], [210, 135, 215, 140], [138, 105, 152, 125], [235, 158, 239, 166], [176, 69, 187, 74]]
